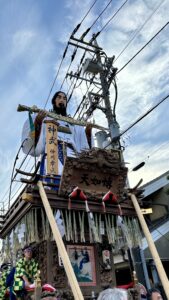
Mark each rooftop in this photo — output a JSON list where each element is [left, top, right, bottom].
[[141, 170, 169, 198]]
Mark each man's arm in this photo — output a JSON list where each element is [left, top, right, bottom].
[[33, 111, 46, 147], [22, 275, 32, 287]]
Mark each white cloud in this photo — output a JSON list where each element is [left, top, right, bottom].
[[12, 30, 36, 55]]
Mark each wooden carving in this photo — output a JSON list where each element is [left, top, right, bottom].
[[59, 148, 128, 199]]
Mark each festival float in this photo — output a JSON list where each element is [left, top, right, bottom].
[[0, 21, 168, 300]]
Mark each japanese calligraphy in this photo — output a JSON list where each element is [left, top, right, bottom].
[[48, 125, 57, 134], [46, 121, 58, 175], [80, 174, 112, 189]]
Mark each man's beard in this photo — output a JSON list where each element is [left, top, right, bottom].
[[53, 103, 67, 116]]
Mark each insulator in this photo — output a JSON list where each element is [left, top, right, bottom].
[[80, 28, 90, 40], [63, 45, 68, 58], [70, 23, 81, 38], [71, 49, 77, 62]]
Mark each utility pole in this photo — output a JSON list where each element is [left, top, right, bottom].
[[67, 34, 120, 149], [93, 35, 120, 148]]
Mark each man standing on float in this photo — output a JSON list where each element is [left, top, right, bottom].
[[22, 91, 91, 175]]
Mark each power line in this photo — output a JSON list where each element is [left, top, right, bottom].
[[4, 2, 101, 207], [120, 93, 169, 137], [44, 0, 99, 108], [67, 1, 128, 105], [143, 143, 169, 172], [73, 76, 95, 118], [115, 0, 166, 62], [142, 140, 169, 165], [105, 93, 169, 148], [128, 139, 169, 174], [67, 52, 88, 102], [59, 0, 114, 93], [0, 140, 31, 206], [44, 47, 68, 109], [91, 0, 129, 42], [6, 157, 35, 209], [79, 0, 99, 25], [117, 22, 169, 74], [80, 0, 113, 40], [59, 47, 78, 90]]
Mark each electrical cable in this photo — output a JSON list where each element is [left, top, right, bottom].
[[4, 2, 167, 211], [3, 1, 100, 207], [6, 158, 35, 209], [120, 93, 169, 137], [53, 1, 165, 125], [104, 93, 169, 148], [59, 48, 78, 90], [116, 22, 169, 75], [112, 79, 118, 116], [73, 75, 95, 118], [146, 141, 169, 161], [43, 47, 68, 109], [2, 0, 123, 211], [129, 140, 169, 173], [67, 52, 87, 102], [4, 1, 100, 207], [1, 142, 31, 205], [8, 141, 35, 208], [8, 139, 27, 208], [80, 0, 113, 40], [77, 0, 99, 27], [6, 161, 35, 209], [61, 0, 117, 98], [65, 0, 128, 110], [115, 0, 166, 62], [91, 0, 129, 42], [60, 0, 110, 91], [44, 0, 99, 108]]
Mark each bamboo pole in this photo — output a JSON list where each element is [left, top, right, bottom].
[[129, 193, 169, 299], [37, 181, 84, 300], [17, 103, 109, 131]]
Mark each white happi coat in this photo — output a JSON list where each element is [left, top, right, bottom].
[[21, 115, 89, 174]]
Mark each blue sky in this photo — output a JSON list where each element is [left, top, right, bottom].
[[0, 0, 169, 210]]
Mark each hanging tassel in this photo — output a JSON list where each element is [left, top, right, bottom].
[[118, 204, 122, 216], [68, 197, 71, 210], [102, 201, 106, 213]]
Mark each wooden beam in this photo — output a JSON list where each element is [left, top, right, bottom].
[[129, 193, 169, 300], [37, 181, 84, 300]]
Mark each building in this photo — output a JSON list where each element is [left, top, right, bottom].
[[141, 171, 169, 286]]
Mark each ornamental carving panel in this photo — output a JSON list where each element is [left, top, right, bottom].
[[59, 148, 128, 199]]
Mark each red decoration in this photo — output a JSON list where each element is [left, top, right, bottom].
[[69, 186, 87, 200], [102, 191, 119, 213], [68, 187, 87, 210], [102, 191, 122, 216], [117, 281, 134, 289], [102, 191, 118, 203]]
